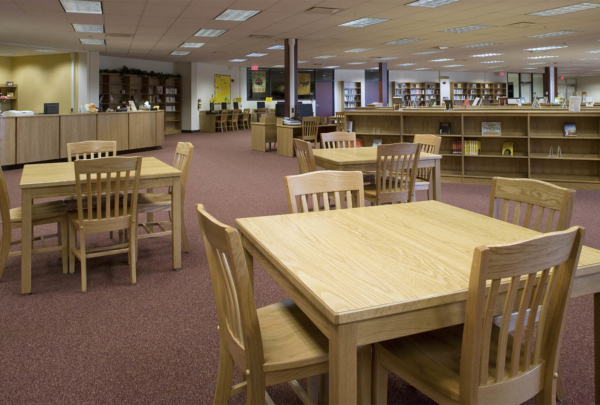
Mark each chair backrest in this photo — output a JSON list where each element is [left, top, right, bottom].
[[243, 108, 250, 113], [220, 110, 228, 120], [321, 132, 357, 149], [67, 141, 117, 162], [335, 112, 346, 132], [489, 177, 575, 233], [293, 139, 317, 174], [285, 171, 365, 213], [74, 156, 142, 229], [242, 111, 249, 121], [375, 143, 421, 204], [459, 226, 584, 404], [172, 142, 194, 202], [302, 117, 320, 142], [196, 204, 264, 383], [412, 135, 441, 181], [0, 168, 11, 279], [231, 110, 240, 121]]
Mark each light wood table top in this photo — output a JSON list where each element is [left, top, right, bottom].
[[313, 147, 441, 167]]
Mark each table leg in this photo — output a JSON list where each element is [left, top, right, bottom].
[[433, 159, 442, 202], [171, 177, 182, 270], [595, 292, 600, 404], [330, 322, 358, 405], [21, 189, 32, 295], [241, 235, 254, 287]]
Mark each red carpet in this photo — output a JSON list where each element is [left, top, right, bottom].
[[0, 129, 597, 404]]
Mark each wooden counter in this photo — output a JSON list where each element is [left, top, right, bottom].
[[0, 110, 164, 165], [276, 124, 337, 157], [341, 109, 600, 190], [251, 120, 277, 152]]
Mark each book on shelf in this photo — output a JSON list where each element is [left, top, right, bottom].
[[485, 84, 489, 89], [452, 140, 462, 154], [564, 122, 577, 137], [569, 96, 581, 112], [482, 122, 501, 136], [502, 142, 514, 156], [444, 100, 454, 111], [457, 83, 462, 89], [427, 99, 436, 107], [372, 139, 383, 147], [462, 99, 470, 109], [347, 120, 353, 132], [465, 140, 481, 156], [439, 122, 451, 135]]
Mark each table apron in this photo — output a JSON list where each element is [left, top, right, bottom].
[[27, 177, 176, 199], [314, 158, 437, 172]]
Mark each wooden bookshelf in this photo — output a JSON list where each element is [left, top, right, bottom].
[[451, 82, 507, 104], [391, 81, 440, 107], [99, 73, 181, 134], [341, 109, 600, 189], [0, 83, 18, 111], [340, 81, 361, 110]]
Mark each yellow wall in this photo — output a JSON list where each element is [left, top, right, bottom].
[[12, 54, 72, 114], [0, 57, 12, 84]]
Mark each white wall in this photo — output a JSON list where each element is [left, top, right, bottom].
[[575, 76, 600, 101], [99, 55, 175, 74], [196, 63, 242, 111]]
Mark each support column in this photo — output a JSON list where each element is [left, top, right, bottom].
[[284, 38, 298, 118], [379, 62, 388, 106], [544, 66, 557, 101], [175, 62, 199, 132], [88, 51, 99, 106]]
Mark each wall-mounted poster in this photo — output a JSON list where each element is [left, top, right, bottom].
[[214, 74, 231, 103], [298, 72, 311, 96], [252, 71, 266, 93]]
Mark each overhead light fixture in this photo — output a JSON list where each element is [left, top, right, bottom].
[[229, 59, 247, 62], [60, 0, 102, 14], [487, 66, 505, 68], [298, 61, 308, 64], [527, 62, 548, 65], [528, 31, 578, 38], [246, 53, 267, 57], [35, 49, 56, 53], [268, 45, 285, 50], [430, 58, 453, 62], [462, 42, 500, 48], [471, 53, 503, 57], [442, 25, 493, 33], [413, 50, 441, 55], [72, 23, 103, 33], [216, 9, 260, 21], [315, 55, 336, 59], [80, 38, 105, 45], [407, 0, 459, 7], [338, 18, 389, 27], [171, 51, 190, 56], [526, 55, 558, 59], [525, 46, 567, 51], [372, 57, 397, 61], [323, 66, 339, 68], [347, 62, 367, 64], [370, 67, 379, 69], [396, 63, 416, 66], [578, 57, 600, 60], [181, 42, 205, 48], [585, 50, 600, 53], [273, 65, 284, 67], [0, 54, 12, 56], [480, 60, 504, 63], [386, 38, 421, 45], [523, 68, 537, 70], [443, 64, 464, 67], [194, 29, 227, 37], [344, 48, 374, 53], [528, 2, 600, 16], [413, 68, 430, 70]]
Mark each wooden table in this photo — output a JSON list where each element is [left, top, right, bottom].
[[19, 156, 182, 294], [313, 147, 443, 201], [276, 124, 338, 157], [236, 201, 600, 404]]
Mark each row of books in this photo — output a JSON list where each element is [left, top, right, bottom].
[[165, 105, 177, 112], [164, 87, 178, 95], [451, 141, 515, 156], [344, 89, 359, 95], [166, 96, 177, 103], [455, 83, 503, 89], [465, 140, 482, 155], [344, 96, 360, 102], [399, 84, 437, 89]]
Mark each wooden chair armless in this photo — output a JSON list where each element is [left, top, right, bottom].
[[412, 134, 441, 200], [293, 139, 317, 174], [301, 116, 320, 147], [321, 132, 357, 149]]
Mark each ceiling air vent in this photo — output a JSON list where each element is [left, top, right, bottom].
[[306, 7, 342, 14], [106, 33, 134, 38], [508, 22, 536, 28]]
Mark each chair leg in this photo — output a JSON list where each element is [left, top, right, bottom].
[[358, 346, 373, 404], [68, 221, 76, 274], [214, 343, 235, 404], [307, 376, 319, 403], [246, 373, 265, 405], [80, 233, 87, 293], [319, 374, 327, 404], [372, 347, 389, 405], [60, 217, 69, 274], [129, 223, 137, 285], [182, 220, 191, 253], [556, 364, 566, 401]]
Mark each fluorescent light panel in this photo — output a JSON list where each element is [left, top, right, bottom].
[[407, 0, 459, 7], [373, 57, 397, 60], [430, 58, 453, 61], [229, 59, 247, 62], [528, 31, 578, 38], [323, 66, 339, 68], [268, 45, 285, 50], [195, 29, 227, 37], [525, 46, 567, 51], [443, 64, 463, 67], [60, 0, 102, 14], [470, 53, 503, 57], [315, 55, 336, 59], [80, 38, 105, 45], [480, 60, 503, 63], [246, 53, 267, 57], [526, 55, 558, 59], [413, 68, 430, 70], [298, 61, 308, 64], [181, 42, 205, 48], [273, 65, 284, 67], [170, 51, 190, 55], [344, 48, 373, 53], [35, 50, 56, 53], [585, 50, 600, 53], [396, 63, 416, 66], [72, 23, 103, 33], [442, 25, 493, 33], [386, 38, 421, 45], [462, 42, 500, 48], [339, 18, 389, 27], [413, 51, 441, 54], [347, 62, 366, 64], [528, 2, 600, 16], [215, 9, 260, 21]]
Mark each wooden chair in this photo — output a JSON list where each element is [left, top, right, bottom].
[[242, 111, 250, 129], [67, 140, 117, 162], [293, 139, 316, 174], [285, 171, 365, 213], [136, 142, 194, 253], [217, 110, 228, 132], [302, 116, 320, 147], [372, 226, 585, 405], [321, 132, 356, 149], [364, 143, 421, 205], [335, 112, 346, 132], [68, 156, 142, 293], [228, 110, 240, 131], [412, 134, 441, 201], [0, 168, 69, 280]]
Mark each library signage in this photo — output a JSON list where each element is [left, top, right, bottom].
[[252, 71, 266, 93]]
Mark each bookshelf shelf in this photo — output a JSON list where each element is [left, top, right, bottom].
[[391, 81, 440, 107], [451, 82, 507, 105], [0, 83, 18, 111], [340, 81, 361, 111]]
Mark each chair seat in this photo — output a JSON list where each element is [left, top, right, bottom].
[[414, 179, 430, 190], [377, 324, 534, 403], [258, 299, 328, 373], [364, 185, 377, 200], [68, 208, 131, 227], [10, 200, 67, 223], [64, 194, 121, 211]]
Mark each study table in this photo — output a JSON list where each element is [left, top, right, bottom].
[[313, 147, 443, 201], [276, 124, 338, 157], [236, 201, 600, 404], [19, 157, 182, 295]]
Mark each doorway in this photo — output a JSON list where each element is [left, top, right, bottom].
[[316, 69, 334, 118]]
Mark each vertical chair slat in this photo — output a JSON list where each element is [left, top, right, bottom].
[[512, 202, 521, 225], [105, 172, 111, 220], [123, 171, 130, 215], [346, 190, 352, 209], [334, 192, 342, 209], [311, 194, 319, 212], [114, 171, 121, 217], [523, 268, 550, 369], [523, 203, 533, 228], [495, 276, 520, 382], [96, 172, 102, 220], [86, 174, 92, 220], [323, 192, 330, 210], [300, 195, 308, 212], [511, 273, 536, 376], [534, 207, 545, 231], [500, 199, 509, 222], [545, 209, 556, 233], [480, 278, 500, 385], [534, 267, 558, 366]]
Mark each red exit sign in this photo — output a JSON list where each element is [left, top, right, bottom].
[[251, 65, 258, 70]]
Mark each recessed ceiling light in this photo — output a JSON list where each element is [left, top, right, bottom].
[[443, 64, 464, 67], [442, 25, 493, 33], [315, 55, 336, 59], [471, 53, 503, 57], [413, 51, 442, 55], [80, 38, 105, 45], [370, 67, 379, 69], [171, 51, 190, 56], [396, 63, 416, 66], [0, 54, 12, 56], [407, 0, 459, 7], [462, 42, 500, 48], [298, 61, 308, 64], [480, 60, 504, 63], [338, 18, 389, 27], [72, 23, 103, 33], [487, 66, 505, 68], [273, 65, 284, 67], [585, 50, 600, 54], [430, 58, 453, 62], [528, 31, 578, 38], [525, 46, 567, 51], [60, 0, 102, 14], [268, 45, 285, 50], [344, 48, 374, 53], [216, 9, 260, 21], [373, 57, 397, 61], [347, 62, 366, 64], [527, 62, 548, 65], [386, 38, 421, 45], [181, 42, 205, 48], [523, 68, 537, 70], [246, 53, 267, 57], [528, 2, 600, 16], [526, 55, 558, 59], [194, 29, 227, 37], [229, 59, 247, 62], [35, 49, 56, 53], [413, 68, 430, 70], [323, 66, 339, 68], [578, 57, 600, 60]]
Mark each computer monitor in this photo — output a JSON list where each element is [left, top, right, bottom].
[[256, 101, 266, 109], [221, 102, 228, 110], [298, 103, 313, 119], [44, 103, 59, 114], [275, 102, 285, 117], [233, 102, 239, 109], [209, 102, 215, 111]]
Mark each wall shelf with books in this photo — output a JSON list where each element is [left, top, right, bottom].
[[391, 81, 440, 107], [451, 82, 507, 104], [340, 81, 362, 111]]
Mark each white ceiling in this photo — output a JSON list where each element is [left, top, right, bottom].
[[1, 0, 600, 75]]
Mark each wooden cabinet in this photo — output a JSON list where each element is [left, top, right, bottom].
[[60, 114, 97, 158], [97, 113, 129, 150], [17, 116, 59, 164], [129, 112, 157, 149], [0, 117, 16, 165]]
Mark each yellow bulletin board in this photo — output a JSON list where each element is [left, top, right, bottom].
[[298, 72, 311, 96], [214, 74, 231, 103]]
